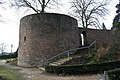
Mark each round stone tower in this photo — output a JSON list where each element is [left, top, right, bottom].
[[18, 13, 80, 67]]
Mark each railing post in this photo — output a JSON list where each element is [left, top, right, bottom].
[[88, 47, 91, 56], [67, 51, 70, 60], [44, 41, 96, 65]]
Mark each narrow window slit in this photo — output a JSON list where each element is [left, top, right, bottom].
[[24, 36, 26, 41]]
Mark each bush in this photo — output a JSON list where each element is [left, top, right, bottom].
[[45, 60, 120, 75], [6, 60, 10, 63], [0, 49, 18, 59], [0, 54, 17, 59], [107, 68, 120, 80], [104, 44, 120, 60]]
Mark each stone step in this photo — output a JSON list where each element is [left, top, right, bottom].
[[49, 57, 73, 66], [39, 67, 45, 71], [49, 63, 58, 66]]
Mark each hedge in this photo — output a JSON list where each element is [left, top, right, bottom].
[[107, 68, 120, 80], [45, 60, 120, 75], [0, 50, 18, 59], [0, 54, 17, 59]]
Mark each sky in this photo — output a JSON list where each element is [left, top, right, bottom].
[[0, 0, 119, 53]]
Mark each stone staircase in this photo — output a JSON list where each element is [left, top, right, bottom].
[[39, 57, 73, 71], [39, 41, 96, 71], [49, 57, 73, 66], [62, 55, 92, 65], [39, 54, 90, 71]]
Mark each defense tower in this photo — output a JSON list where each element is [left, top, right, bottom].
[[18, 13, 80, 67]]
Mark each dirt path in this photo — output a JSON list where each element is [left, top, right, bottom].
[[0, 60, 98, 80]]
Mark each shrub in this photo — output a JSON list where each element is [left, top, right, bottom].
[[0, 54, 17, 59], [0, 49, 18, 59], [6, 60, 10, 63], [107, 68, 120, 80], [45, 60, 120, 75], [105, 44, 120, 60]]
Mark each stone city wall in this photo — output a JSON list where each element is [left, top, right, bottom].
[[79, 28, 114, 48]]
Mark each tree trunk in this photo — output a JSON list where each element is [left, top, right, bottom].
[[41, 0, 45, 13]]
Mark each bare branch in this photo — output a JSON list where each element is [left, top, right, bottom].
[[0, 43, 7, 54], [38, 0, 42, 5], [23, 0, 39, 13], [45, 0, 50, 8], [70, 0, 110, 28], [11, 0, 62, 13]]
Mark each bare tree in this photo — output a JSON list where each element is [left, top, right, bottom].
[[0, 43, 7, 54], [71, 0, 110, 29], [9, 0, 61, 13], [70, 0, 110, 45], [0, 0, 7, 22]]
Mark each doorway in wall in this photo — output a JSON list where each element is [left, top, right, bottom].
[[81, 33, 84, 46], [81, 31, 87, 46]]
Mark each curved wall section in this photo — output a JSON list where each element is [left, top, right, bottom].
[[18, 13, 80, 67]]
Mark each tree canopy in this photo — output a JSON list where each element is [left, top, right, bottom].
[[10, 0, 61, 13], [71, 0, 110, 29]]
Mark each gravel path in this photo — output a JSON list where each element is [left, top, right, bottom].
[[0, 60, 98, 80]]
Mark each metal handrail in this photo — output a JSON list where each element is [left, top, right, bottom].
[[89, 41, 96, 48], [43, 41, 96, 66]]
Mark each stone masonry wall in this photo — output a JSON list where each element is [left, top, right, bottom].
[[18, 13, 81, 67], [79, 28, 114, 48]]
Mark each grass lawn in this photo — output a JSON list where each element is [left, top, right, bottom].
[[0, 67, 22, 80]]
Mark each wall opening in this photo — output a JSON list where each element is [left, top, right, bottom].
[[81, 33, 84, 46], [81, 31, 87, 46], [24, 36, 26, 41]]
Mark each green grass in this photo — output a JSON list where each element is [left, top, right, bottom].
[[0, 67, 22, 80]]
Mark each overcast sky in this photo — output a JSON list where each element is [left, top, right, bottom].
[[0, 0, 118, 52]]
